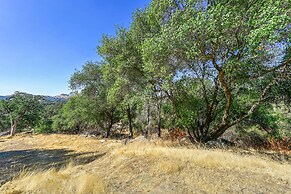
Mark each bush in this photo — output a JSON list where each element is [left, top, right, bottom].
[[267, 137, 291, 151], [35, 119, 53, 134]]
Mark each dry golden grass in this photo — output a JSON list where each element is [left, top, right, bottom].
[[1, 164, 106, 194], [117, 143, 291, 182], [109, 143, 291, 193], [0, 134, 290, 193]]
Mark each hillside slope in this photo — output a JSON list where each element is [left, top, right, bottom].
[[0, 134, 290, 194]]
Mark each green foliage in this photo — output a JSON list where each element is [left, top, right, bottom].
[[0, 111, 10, 131], [0, 92, 43, 135], [138, 0, 290, 142], [35, 102, 64, 134], [52, 96, 86, 133], [51, 0, 290, 144], [53, 62, 122, 136]]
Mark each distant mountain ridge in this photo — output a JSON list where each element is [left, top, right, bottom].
[[0, 93, 70, 102], [43, 94, 70, 102]]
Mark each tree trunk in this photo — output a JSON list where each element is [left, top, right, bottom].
[[105, 120, 114, 138], [105, 127, 111, 138], [157, 100, 162, 138], [145, 103, 150, 138], [127, 105, 133, 139], [10, 120, 17, 136]]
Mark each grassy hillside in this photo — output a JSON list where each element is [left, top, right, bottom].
[[0, 134, 290, 193]]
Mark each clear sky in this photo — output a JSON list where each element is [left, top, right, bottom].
[[0, 0, 150, 96]]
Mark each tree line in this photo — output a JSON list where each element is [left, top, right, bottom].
[[1, 0, 290, 143]]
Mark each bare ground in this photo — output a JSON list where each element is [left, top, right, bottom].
[[0, 134, 290, 194]]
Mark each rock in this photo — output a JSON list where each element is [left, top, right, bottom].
[[179, 137, 191, 145], [206, 138, 235, 148], [81, 131, 103, 139], [0, 131, 10, 137], [132, 135, 148, 143]]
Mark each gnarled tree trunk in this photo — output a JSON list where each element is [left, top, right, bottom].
[[10, 119, 17, 136]]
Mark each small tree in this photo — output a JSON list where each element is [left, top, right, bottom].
[[0, 92, 43, 136], [69, 62, 121, 137], [98, 28, 147, 139]]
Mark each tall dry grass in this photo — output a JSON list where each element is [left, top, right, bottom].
[[116, 143, 291, 182], [0, 164, 106, 194]]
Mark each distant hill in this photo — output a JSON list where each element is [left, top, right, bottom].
[[0, 93, 70, 103], [0, 96, 7, 100], [43, 94, 70, 103]]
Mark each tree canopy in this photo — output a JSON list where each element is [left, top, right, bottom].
[[88, 0, 290, 142], [20, 0, 290, 143]]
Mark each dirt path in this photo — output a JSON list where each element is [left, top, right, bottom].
[[0, 134, 290, 194]]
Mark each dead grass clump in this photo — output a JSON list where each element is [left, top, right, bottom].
[[0, 164, 106, 194]]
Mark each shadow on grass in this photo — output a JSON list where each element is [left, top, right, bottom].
[[0, 149, 105, 186]]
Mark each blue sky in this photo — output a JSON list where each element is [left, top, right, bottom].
[[0, 0, 150, 96]]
